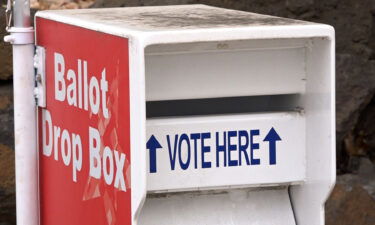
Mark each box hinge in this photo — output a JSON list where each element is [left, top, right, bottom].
[[34, 46, 46, 108]]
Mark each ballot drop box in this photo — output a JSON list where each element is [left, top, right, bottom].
[[35, 5, 335, 225]]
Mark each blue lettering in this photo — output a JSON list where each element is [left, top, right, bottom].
[[228, 131, 238, 167], [238, 130, 250, 166], [250, 130, 260, 165], [216, 132, 227, 167], [167, 134, 178, 170], [201, 132, 211, 168], [190, 133, 200, 169], [178, 134, 191, 170]]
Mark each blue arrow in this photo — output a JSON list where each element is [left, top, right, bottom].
[[263, 127, 282, 165], [146, 135, 162, 173]]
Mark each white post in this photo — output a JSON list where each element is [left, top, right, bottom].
[[4, 0, 39, 224]]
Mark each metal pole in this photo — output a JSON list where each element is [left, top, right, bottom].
[[13, 0, 31, 27], [4, 0, 38, 224]]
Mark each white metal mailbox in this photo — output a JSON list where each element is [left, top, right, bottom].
[[35, 4, 335, 225]]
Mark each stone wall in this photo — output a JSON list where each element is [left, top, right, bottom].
[[0, 0, 374, 224]]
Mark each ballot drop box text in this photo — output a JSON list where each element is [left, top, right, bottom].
[[35, 5, 335, 225]]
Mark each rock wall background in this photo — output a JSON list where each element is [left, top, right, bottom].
[[1, 0, 375, 224]]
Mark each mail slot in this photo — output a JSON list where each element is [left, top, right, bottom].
[[35, 4, 335, 225]]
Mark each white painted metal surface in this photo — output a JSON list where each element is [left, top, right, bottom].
[[35, 5, 312, 32], [12, 44, 39, 225], [139, 187, 296, 225], [129, 37, 148, 221], [146, 112, 305, 192], [145, 43, 306, 100], [289, 37, 336, 225], [35, 5, 335, 225], [35, 5, 334, 44]]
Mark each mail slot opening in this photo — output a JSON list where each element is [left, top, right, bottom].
[[146, 94, 303, 118]]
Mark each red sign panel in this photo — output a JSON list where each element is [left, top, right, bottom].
[[36, 18, 131, 225]]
